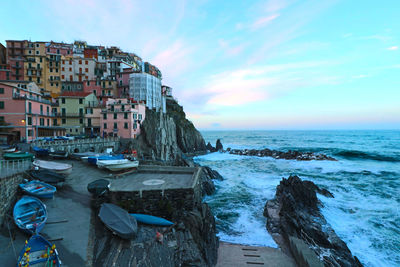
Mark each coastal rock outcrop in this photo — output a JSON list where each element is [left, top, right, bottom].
[[264, 175, 362, 267], [92, 202, 218, 266], [200, 166, 224, 196], [122, 99, 207, 165], [229, 148, 337, 161]]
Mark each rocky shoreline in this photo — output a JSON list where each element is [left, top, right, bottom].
[[264, 175, 362, 266], [228, 148, 337, 161]]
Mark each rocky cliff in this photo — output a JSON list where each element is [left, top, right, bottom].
[[123, 99, 206, 165], [264, 175, 362, 267]]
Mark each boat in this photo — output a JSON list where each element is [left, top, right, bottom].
[[71, 151, 100, 160], [130, 213, 174, 226], [97, 159, 139, 172], [32, 146, 49, 157], [33, 159, 72, 176], [17, 234, 61, 267], [3, 147, 16, 152], [98, 203, 138, 239], [28, 169, 66, 187], [13, 196, 47, 234], [49, 150, 69, 159], [19, 180, 57, 199], [3, 152, 34, 160], [87, 154, 124, 165], [87, 179, 110, 197]]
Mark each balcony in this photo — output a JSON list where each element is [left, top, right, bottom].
[[12, 65, 22, 69], [26, 111, 57, 117], [59, 113, 84, 118], [13, 93, 51, 105]]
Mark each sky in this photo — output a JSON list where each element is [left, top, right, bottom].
[[1, 0, 399, 130]]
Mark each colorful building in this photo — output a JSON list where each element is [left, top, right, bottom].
[[24, 41, 47, 87], [61, 56, 96, 83], [6, 40, 27, 81], [0, 81, 65, 142], [100, 98, 145, 138], [59, 92, 98, 135], [0, 64, 11, 80], [117, 68, 135, 98]]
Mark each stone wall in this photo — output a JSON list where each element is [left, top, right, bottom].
[[0, 173, 24, 225], [32, 137, 120, 154]]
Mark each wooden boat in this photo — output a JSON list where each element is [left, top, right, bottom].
[[13, 196, 47, 234], [28, 169, 66, 187], [130, 213, 174, 226], [19, 180, 57, 199], [17, 234, 61, 267], [32, 146, 49, 157], [98, 203, 137, 239], [88, 154, 124, 165], [49, 150, 69, 159], [33, 159, 72, 176], [4, 152, 34, 160], [97, 159, 139, 172], [87, 179, 110, 197]]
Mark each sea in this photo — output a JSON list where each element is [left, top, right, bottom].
[[193, 130, 400, 267]]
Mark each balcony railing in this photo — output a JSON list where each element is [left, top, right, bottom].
[[13, 93, 51, 105], [59, 113, 84, 117]]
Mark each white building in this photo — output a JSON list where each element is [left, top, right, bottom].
[[129, 72, 163, 112], [61, 57, 96, 82]]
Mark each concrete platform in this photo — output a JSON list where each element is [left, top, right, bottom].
[[217, 242, 296, 267]]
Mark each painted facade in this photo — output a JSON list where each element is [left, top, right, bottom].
[[100, 98, 145, 139], [0, 82, 64, 142], [59, 92, 98, 135], [61, 56, 96, 83], [6, 40, 27, 81]]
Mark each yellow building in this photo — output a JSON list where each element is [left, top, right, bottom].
[[23, 42, 47, 88], [59, 91, 98, 135]]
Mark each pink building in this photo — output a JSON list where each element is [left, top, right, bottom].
[[116, 68, 134, 98], [0, 64, 11, 80], [0, 82, 65, 142], [46, 42, 73, 56], [83, 79, 101, 96], [100, 98, 146, 139]]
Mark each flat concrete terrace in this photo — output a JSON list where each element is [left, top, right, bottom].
[[110, 165, 200, 192]]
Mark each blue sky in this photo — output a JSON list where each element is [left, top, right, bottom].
[[1, 0, 399, 130]]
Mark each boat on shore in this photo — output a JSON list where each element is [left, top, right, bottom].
[[49, 150, 69, 159], [71, 152, 101, 160], [2, 147, 16, 152], [98, 203, 138, 239], [3, 151, 34, 160], [19, 180, 57, 199], [130, 213, 174, 226], [87, 179, 110, 197], [97, 159, 139, 171], [33, 159, 72, 176], [17, 234, 61, 267], [32, 146, 49, 157], [13, 196, 47, 234], [88, 154, 124, 165], [28, 169, 66, 187]]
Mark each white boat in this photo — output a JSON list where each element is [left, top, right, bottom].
[[33, 160, 73, 176], [97, 159, 139, 172], [3, 147, 16, 152]]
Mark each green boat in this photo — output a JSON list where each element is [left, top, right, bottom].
[[3, 152, 34, 160]]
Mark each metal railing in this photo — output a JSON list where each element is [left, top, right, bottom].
[[0, 159, 32, 178]]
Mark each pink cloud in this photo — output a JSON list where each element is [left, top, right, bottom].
[[251, 14, 280, 30]]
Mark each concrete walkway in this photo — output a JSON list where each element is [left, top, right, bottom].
[[217, 242, 296, 267]]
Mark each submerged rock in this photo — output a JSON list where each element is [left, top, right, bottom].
[[264, 175, 362, 267], [229, 148, 337, 161]]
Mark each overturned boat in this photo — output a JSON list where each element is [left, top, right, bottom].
[[98, 203, 137, 239], [33, 159, 72, 176]]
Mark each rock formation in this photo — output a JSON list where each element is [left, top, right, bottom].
[[264, 175, 362, 267], [121, 99, 207, 165], [229, 148, 337, 161]]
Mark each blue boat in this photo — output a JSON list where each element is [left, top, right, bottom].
[[32, 146, 49, 157], [130, 213, 174, 226], [17, 234, 61, 267], [87, 154, 124, 165], [19, 180, 57, 199], [13, 196, 47, 234]]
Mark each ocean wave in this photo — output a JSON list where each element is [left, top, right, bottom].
[[333, 149, 400, 162]]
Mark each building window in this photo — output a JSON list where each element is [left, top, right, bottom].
[[61, 98, 65, 104], [104, 123, 107, 129], [0, 88, 3, 94], [88, 118, 92, 126], [138, 114, 142, 120], [40, 57, 42, 63], [47, 119, 49, 126], [28, 117, 32, 125], [40, 105, 43, 115], [114, 113, 117, 119], [28, 130, 33, 136], [62, 75, 65, 79], [133, 123, 137, 129], [103, 113, 107, 119], [75, 129, 78, 132], [79, 98, 83, 104], [93, 90, 96, 95], [79, 118, 83, 124], [40, 118, 44, 126], [124, 113, 128, 119], [114, 122, 117, 129], [85, 60, 88, 65], [62, 67, 65, 71], [53, 119, 57, 126], [131, 104, 135, 109], [133, 114, 137, 119], [62, 118, 66, 124], [79, 60, 82, 64], [124, 122, 128, 129]]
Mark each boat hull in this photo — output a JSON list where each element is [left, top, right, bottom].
[[19, 180, 57, 199], [28, 170, 66, 187], [130, 213, 174, 226], [4, 152, 34, 160], [13, 196, 47, 234], [98, 160, 139, 171], [17, 234, 61, 267], [33, 159, 72, 176], [99, 203, 137, 239]]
